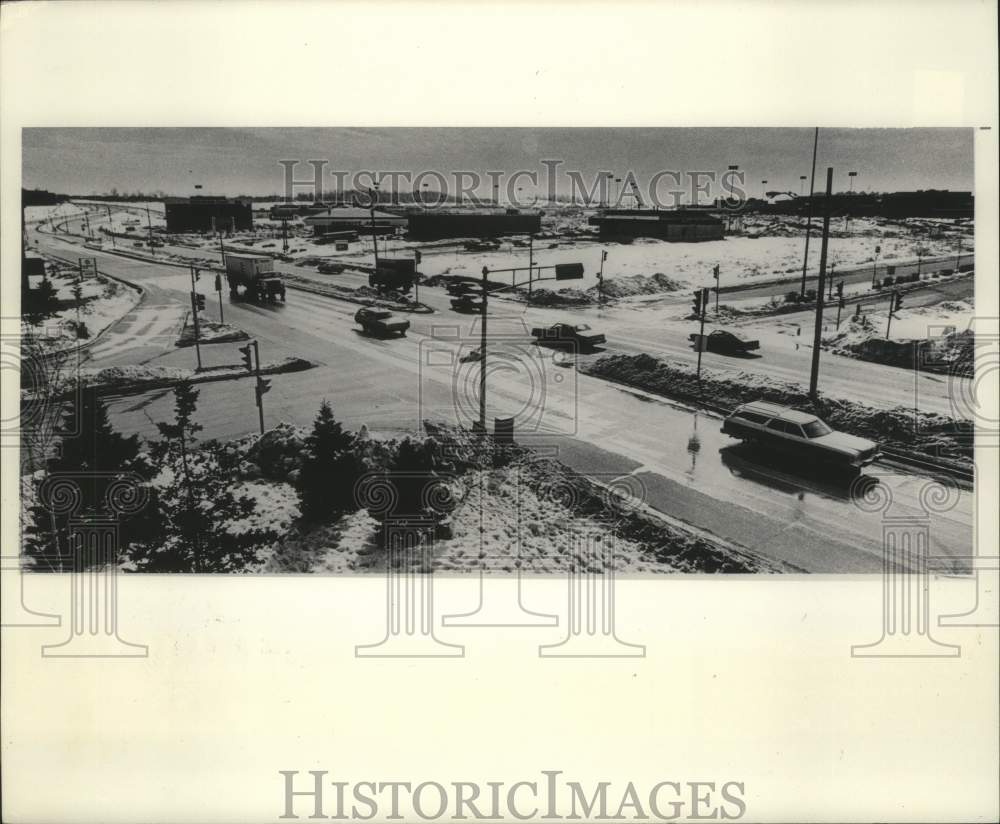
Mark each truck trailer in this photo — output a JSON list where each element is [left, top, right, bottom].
[[224, 254, 286, 302]]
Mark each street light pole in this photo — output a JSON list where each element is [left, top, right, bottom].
[[809, 167, 834, 400], [479, 265, 488, 433], [528, 234, 534, 299], [800, 127, 819, 297]]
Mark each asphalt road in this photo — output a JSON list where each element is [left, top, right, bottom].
[[29, 224, 974, 574]]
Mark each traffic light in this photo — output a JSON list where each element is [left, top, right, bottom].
[[835, 281, 844, 298], [194, 293, 206, 312], [712, 264, 720, 280], [214, 274, 222, 292], [239, 343, 254, 372], [692, 289, 704, 317], [193, 267, 200, 281], [893, 291, 904, 313], [256, 378, 272, 400], [414, 250, 422, 264]]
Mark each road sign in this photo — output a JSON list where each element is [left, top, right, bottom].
[[554, 262, 584, 280], [77, 257, 98, 279]]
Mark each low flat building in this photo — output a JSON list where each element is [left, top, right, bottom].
[[303, 206, 407, 237], [589, 208, 724, 241], [406, 209, 542, 241], [163, 196, 253, 233]]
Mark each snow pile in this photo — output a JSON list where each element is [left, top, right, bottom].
[[823, 300, 976, 376], [176, 319, 249, 347], [79, 364, 190, 387]]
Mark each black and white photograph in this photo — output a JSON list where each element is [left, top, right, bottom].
[[17, 127, 978, 575], [2, 3, 997, 823]]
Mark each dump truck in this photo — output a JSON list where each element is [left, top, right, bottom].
[[225, 253, 286, 302], [369, 258, 416, 293]]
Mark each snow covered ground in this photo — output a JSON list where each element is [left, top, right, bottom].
[[824, 299, 976, 347], [26, 265, 142, 352]]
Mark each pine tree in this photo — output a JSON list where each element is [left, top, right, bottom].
[[298, 400, 359, 522], [24, 387, 144, 571]]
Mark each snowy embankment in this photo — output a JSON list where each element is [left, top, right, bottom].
[[823, 300, 975, 375], [253, 424, 778, 574], [71, 357, 315, 396]]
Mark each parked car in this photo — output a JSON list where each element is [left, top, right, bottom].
[[446, 280, 479, 296], [450, 293, 484, 313], [721, 401, 880, 473], [689, 329, 760, 356], [531, 322, 606, 350], [354, 307, 409, 337]]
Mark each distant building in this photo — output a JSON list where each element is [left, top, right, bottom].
[[747, 190, 972, 219], [406, 209, 542, 241], [163, 196, 253, 233], [303, 206, 407, 237], [589, 209, 724, 241], [879, 190, 973, 219]]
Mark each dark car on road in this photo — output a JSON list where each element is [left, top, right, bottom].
[[531, 322, 606, 351], [722, 401, 880, 474], [689, 329, 760, 355], [354, 307, 410, 337], [446, 279, 480, 296], [450, 293, 485, 313]]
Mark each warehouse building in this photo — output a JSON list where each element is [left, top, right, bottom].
[[589, 208, 724, 241], [303, 206, 407, 237], [163, 196, 253, 233], [406, 209, 542, 241]]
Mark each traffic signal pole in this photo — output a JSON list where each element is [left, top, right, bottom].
[[253, 340, 265, 435], [189, 264, 202, 371], [808, 167, 834, 400]]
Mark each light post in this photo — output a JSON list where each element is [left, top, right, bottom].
[[476, 260, 585, 432], [761, 180, 768, 200], [726, 165, 739, 231], [848, 171, 858, 192], [800, 127, 819, 298], [799, 175, 807, 196], [872, 243, 881, 288], [598, 249, 608, 303]]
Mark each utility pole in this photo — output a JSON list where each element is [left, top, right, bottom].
[[871, 244, 881, 288], [413, 249, 422, 305], [713, 264, 721, 313], [598, 249, 607, 303], [106, 205, 116, 248], [218, 232, 226, 268], [146, 205, 155, 256], [369, 188, 380, 273], [188, 264, 203, 371], [808, 166, 834, 400], [694, 287, 709, 389], [800, 127, 819, 297], [527, 234, 534, 299], [827, 263, 836, 300], [478, 265, 488, 433]]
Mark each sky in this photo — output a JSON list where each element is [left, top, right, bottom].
[[22, 127, 974, 202]]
